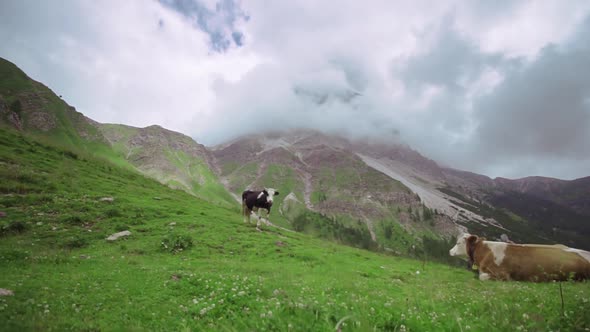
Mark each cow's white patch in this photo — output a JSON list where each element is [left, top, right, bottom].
[[257, 192, 264, 199], [479, 273, 491, 281], [449, 233, 469, 257], [488, 242, 508, 266], [565, 248, 590, 263]]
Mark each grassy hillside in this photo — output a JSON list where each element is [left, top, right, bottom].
[[0, 58, 107, 150], [97, 123, 236, 208], [1, 128, 589, 331], [1, 58, 234, 210]]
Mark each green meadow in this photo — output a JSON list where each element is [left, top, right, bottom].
[[1, 128, 589, 331]]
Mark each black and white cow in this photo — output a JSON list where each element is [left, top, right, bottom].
[[242, 188, 279, 228]]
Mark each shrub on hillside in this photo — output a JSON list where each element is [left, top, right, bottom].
[[105, 208, 123, 218], [0, 220, 29, 235], [114, 224, 129, 232], [62, 236, 89, 249], [160, 234, 193, 253], [61, 214, 84, 225]]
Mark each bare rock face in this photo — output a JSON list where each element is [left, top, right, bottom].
[[29, 111, 57, 132], [0, 96, 23, 130], [106, 230, 131, 241], [500, 234, 514, 243]]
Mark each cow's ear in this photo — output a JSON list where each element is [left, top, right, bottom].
[[274, 191, 279, 196], [466, 235, 479, 251]]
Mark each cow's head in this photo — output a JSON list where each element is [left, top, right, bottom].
[[449, 233, 479, 258], [263, 188, 279, 203]]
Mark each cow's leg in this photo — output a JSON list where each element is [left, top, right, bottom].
[[242, 201, 248, 223], [479, 272, 491, 281], [256, 208, 262, 230], [255, 208, 265, 231], [243, 202, 253, 224], [246, 208, 252, 224]]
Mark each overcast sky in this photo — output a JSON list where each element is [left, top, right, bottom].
[[1, 1, 590, 180]]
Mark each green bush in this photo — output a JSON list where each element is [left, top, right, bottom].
[[62, 236, 89, 249], [114, 224, 129, 232], [105, 208, 122, 218], [160, 234, 193, 253], [0, 220, 28, 235], [61, 214, 84, 225]]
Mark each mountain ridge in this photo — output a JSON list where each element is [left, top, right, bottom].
[[1, 56, 588, 250]]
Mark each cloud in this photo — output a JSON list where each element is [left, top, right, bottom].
[[469, 21, 590, 178], [0, 0, 259, 135], [159, 0, 249, 52], [1, 0, 590, 179]]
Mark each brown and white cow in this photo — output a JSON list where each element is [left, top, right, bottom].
[[242, 188, 279, 229], [449, 233, 590, 281]]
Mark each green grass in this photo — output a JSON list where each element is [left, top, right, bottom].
[[1, 128, 589, 331], [0, 58, 34, 92], [164, 148, 236, 207]]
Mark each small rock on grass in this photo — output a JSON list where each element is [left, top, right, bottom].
[[0, 289, 14, 296], [99, 197, 115, 202], [106, 230, 131, 241]]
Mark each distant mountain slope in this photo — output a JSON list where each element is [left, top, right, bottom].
[[212, 130, 458, 252], [493, 176, 590, 217], [97, 123, 235, 206], [0, 57, 232, 207], [2, 56, 588, 251]]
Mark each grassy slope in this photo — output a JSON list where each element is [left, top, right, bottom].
[[164, 148, 236, 207], [0, 58, 135, 173], [1, 128, 589, 331], [97, 123, 236, 208]]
